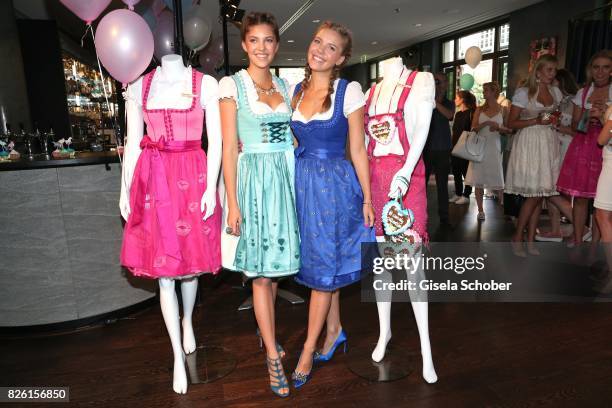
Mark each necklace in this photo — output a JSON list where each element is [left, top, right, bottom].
[[253, 78, 278, 96]]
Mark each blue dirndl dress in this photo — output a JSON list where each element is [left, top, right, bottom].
[[290, 79, 376, 291]]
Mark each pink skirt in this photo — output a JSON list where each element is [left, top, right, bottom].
[[557, 123, 604, 198], [121, 140, 221, 279], [370, 154, 428, 242]]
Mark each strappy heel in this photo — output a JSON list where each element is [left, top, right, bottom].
[[256, 328, 285, 358], [266, 356, 289, 398]]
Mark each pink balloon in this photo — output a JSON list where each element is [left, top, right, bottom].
[[95, 9, 154, 84], [198, 53, 219, 75], [121, 0, 141, 10], [153, 10, 175, 60], [60, 0, 112, 24]]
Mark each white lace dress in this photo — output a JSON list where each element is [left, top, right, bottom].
[[505, 86, 562, 197]]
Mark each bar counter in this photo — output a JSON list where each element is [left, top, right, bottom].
[[0, 152, 156, 327]]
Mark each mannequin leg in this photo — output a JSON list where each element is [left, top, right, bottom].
[[409, 301, 437, 383], [372, 259, 393, 362], [408, 253, 437, 383], [159, 278, 188, 394], [180, 278, 199, 354]]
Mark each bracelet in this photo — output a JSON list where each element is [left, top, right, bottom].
[[363, 202, 373, 206]]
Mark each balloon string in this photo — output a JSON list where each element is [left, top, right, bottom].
[[80, 24, 92, 48], [89, 27, 124, 168]]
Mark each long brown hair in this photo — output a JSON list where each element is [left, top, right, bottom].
[[456, 90, 476, 111], [584, 49, 612, 87], [240, 12, 280, 42], [291, 21, 353, 112], [526, 54, 558, 98]]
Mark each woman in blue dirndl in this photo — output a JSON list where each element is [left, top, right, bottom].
[[289, 21, 375, 388]]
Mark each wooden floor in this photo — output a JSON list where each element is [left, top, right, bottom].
[[3, 184, 612, 407]]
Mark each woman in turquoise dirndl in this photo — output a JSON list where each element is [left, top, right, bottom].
[[219, 12, 299, 398]]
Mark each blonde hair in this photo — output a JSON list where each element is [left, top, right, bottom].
[[526, 54, 558, 98], [291, 21, 353, 112], [481, 81, 501, 112], [584, 49, 612, 87]]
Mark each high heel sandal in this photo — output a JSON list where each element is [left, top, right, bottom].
[[291, 350, 313, 389], [266, 355, 289, 398], [256, 328, 285, 358], [313, 329, 348, 363]]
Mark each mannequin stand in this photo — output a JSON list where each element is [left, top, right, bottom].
[[346, 342, 415, 382], [181, 345, 237, 384]]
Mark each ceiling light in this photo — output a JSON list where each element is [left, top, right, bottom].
[[312, 19, 320, 23], [287, 58, 294, 61], [287, 40, 295, 43], [414, 23, 422, 27], [371, 41, 378, 45]]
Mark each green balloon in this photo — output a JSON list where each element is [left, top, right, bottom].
[[459, 73, 475, 90]]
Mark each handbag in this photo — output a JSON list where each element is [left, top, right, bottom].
[[451, 130, 485, 162], [576, 85, 590, 134]]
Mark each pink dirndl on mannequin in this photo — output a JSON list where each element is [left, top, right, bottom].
[[121, 69, 222, 279], [365, 71, 429, 242]]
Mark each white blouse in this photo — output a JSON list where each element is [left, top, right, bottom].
[[125, 66, 218, 110], [289, 79, 366, 123], [511, 86, 563, 109], [218, 69, 290, 114], [572, 84, 612, 109]]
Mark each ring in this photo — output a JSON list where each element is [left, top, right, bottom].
[[225, 226, 233, 234]]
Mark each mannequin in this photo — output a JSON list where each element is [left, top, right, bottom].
[[119, 54, 222, 394], [365, 57, 438, 383]]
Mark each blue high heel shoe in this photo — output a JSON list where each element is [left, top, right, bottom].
[[291, 351, 313, 389], [313, 329, 348, 363], [256, 328, 285, 358], [266, 355, 289, 398]]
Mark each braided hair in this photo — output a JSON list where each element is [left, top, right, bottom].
[[291, 21, 353, 112]]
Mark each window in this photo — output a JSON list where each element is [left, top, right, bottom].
[[499, 23, 510, 51], [278, 68, 305, 85], [442, 40, 455, 63], [458, 28, 495, 58], [440, 22, 509, 101]]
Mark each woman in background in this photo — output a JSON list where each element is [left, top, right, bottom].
[[450, 90, 476, 205], [465, 82, 509, 220]]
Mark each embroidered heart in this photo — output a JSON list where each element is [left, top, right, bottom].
[[382, 199, 415, 237], [367, 115, 397, 145]]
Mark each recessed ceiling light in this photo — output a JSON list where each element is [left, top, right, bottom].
[[414, 23, 422, 27], [287, 40, 295, 43], [287, 58, 293, 61], [371, 41, 378, 45], [241, 58, 246, 61], [312, 19, 320, 23]]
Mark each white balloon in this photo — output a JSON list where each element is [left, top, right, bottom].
[[474, 65, 490, 85], [465, 46, 482, 69], [184, 14, 211, 50]]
